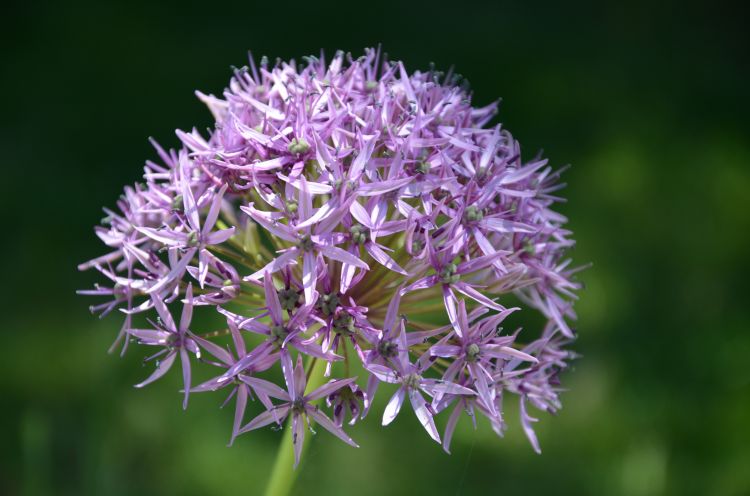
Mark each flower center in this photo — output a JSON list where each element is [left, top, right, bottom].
[[292, 398, 306, 414], [270, 325, 289, 341], [463, 205, 484, 223], [333, 313, 356, 335], [171, 194, 183, 211], [440, 263, 460, 284], [186, 230, 200, 248], [466, 343, 481, 362], [404, 373, 422, 389], [287, 138, 310, 155], [317, 292, 340, 316], [377, 340, 397, 358], [298, 235, 314, 252], [278, 288, 300, 312], [349, 224, 369, 245]]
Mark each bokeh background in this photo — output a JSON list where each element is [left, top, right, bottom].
[[2, 1, 748, 495]]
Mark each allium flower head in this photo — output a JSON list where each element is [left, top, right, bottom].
[[79, 47, 584, 463]]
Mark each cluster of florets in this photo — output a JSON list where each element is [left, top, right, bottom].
[[79, 48, 583, 466]]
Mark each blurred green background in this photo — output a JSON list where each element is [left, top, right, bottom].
[[2, 0, 748, 494]]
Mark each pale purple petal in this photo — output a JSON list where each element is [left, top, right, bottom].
[[302, 251, 317, 304], [365, 243, 407, 274], [442, 401, 464, 454], [429, 345, 461, 358], [292, 413, 305, 468], [408, 389, 441, 443], [280, 350, 296, 395], [264, 272, 283, 325], [240, 405, 291, 434], [245, 249, 299, 281], [520, 397, 542, 454], [180, 347, 191, 409], [367, 364, 399, 383], [306, 377, 357, 402], [319, 245, 369, 269], [202, 184, 228, 234], [382, 387, 405, 426], [308, 408, 359, 447], [229, 384, 248, 446], [134, 351, 176, 388]]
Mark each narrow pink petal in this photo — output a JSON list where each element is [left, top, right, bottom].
[[292, 414, 305, 468], [293, 356, 307, 398], [229, 385, 248, 446], [180, 347, 191, 410], [349, 134, 376, 177], [306, 377, 357, 402], [239, 405, 291, 434], [280, 350, 296, 396], [150, 294, 176, 332], [480, 217, 535, 234], [357, 176, 413, 196], [443, 401, 464, 454], [127, 329, 170, 344], [469, 362, 497, 417], [422, 379, 476, 396], [263, 272, 284, 325], [134, 352, 176, 388], [403, 275, 438, 294], [242, 376, 291, 401], [180, 173, 200, 232], [297, 176, 313, 222], [191, 335, 233, 365], [319, 245, 369, 269], [180, 284, 194, 331], [308, 408, 359, 447], [244, 250, 299, 281], [366, 364, 399, 384], [146, 247, 196, 295], [340, 260, 357, 295], [429, 345, 461, 358], [349, 201, 373, 228], [294, 202, 334, 230], [365, 243, 407, 274], [383, 287, 403, 335], [134, 227, 186, 247], [483, 345, 538, 363], [382, 388, 406, 426], [442, 286, 461, 337], [197, 251, 209, 288], [456, 298, 469, 337], [240, 203, 297, 242], [520, 397, 542, 454], [202, 184, 228, 234], [302, 251, 317, 304], [408, 389, 441, 443], [205, 227, 236, 245], [453, 282, 505, 312]]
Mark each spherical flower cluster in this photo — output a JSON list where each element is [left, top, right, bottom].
[[79, 48, 583, 466]]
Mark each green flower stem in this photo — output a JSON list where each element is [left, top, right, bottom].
[[262, 357, 328, 496]]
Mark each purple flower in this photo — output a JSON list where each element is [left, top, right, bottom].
[[136, 166, 235, 292], [367, 321, 475, 443], [191, 318, 279, 445], [430, 299, 537, 417], [79, 47, 586, 464], [240, 355, 358, 467], [326, 383, 365, 427], [128, 285, 198, 409]]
